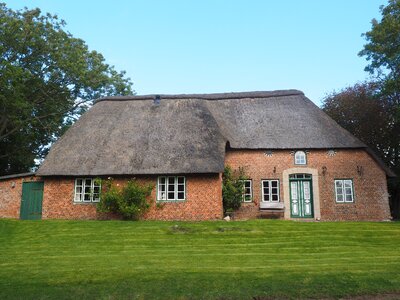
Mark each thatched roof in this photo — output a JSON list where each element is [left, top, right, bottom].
[[37, 90, 392, 176]]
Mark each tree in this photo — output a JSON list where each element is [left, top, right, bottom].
[[222, 166, 248, 214], [0, 3, 133, 175], [322, 82, 391, 160], [359, 0, 400, 170], [322, 82, 400, 219], [356, 0, 400, 218]]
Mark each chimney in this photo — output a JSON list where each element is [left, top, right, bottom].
[[154, 95, 161, 105]]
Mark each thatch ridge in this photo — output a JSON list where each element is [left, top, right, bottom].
[[94, 90, 304, 103]]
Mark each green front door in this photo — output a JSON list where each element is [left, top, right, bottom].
[[20, 182, 44, 220], [289, 174, 314, 218]]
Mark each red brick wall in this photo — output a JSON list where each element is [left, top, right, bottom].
[[0, 148, 391, 222], [0, 175, 39, 219], [225, 149, 391, 221], [42, 174, 223, 221]]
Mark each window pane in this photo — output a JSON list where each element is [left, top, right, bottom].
[[337, 194, 344, 202], [167, 192, 175, 200], [75, 193, 82, 202], [262, 181, 270, 201], [85, 179, 92, 186], [76, 179, 83, 186], [263, 193, 270, 201], [177, 177, 185, 184], [345, 194, 353, 202], [335, 180, 343, 188], [272, 194, 278, 201], [76, 186, 82, 193], [291, 182, 297, 200], [271, 181, 278, 188], [177, 192, 185, 200], [295, 151, 306, 165], [84, 194, 91, 201], [159, 177, 166, 184], [177, 184, 184, 192]]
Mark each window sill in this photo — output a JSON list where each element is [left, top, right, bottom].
[[156, 200, 186, 203], [73, 201, 99, 205], [259, 202, 284, 209]]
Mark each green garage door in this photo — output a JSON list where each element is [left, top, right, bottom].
[[20, 182, 44, 220]]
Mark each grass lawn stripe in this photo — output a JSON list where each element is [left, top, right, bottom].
[[0, 219, 399, 299]]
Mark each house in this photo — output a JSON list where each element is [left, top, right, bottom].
[[0, 90, 394, 221]]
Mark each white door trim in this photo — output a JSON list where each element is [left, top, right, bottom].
[[282, 168, 321, 220]]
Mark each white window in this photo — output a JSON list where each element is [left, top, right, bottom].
[[157, 176, 185, 201], [294, 151, 307, 165], [74, 178, 101, 203], [335, 179, 354, 203], [242, 180, 252, 202], [262, 180, 280, 202]]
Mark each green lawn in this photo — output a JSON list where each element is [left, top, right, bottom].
[[0, 219, 399, 299]]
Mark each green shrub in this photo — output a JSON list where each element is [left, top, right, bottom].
[[97, 179, 154, 220], [222, 166, 248, 213]]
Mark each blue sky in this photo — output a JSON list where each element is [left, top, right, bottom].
[[7, 0, 387, 105]]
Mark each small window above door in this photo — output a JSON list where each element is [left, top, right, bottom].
[[289, 174, 312, 179], [294, 151, 307, 165]]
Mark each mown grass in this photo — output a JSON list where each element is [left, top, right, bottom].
[[0, 219, 399, 299]]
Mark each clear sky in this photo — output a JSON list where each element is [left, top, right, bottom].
[[6, 0, 387, 105]]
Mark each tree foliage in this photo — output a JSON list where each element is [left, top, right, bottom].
[[222, 166, 248, 213], [0, 3, 133, 175], [323, 81, 400, 218], [322, 82, 394, 164], [97, 179, 154, 220], [359, 0, 400, 87], [358, 0, 400, 171]]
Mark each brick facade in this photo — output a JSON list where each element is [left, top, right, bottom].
[[0, 174, 38, 218], [0, 148, 391, 221], [42, 174, 223, 220], [225, 149, 391, 221]]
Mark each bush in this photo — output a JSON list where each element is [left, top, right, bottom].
[[97, 179, 154, 220], [222, 166, 248, 213]]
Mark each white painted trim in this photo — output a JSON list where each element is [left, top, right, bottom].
[[157, 176, 186, 201], [74, 178, 101, 203], [282, 168, 320, 220], [294, 151, 307, 165], [261, 179, 280, 202], [334, 179, 354, 203], [242, 179, 252, 202]]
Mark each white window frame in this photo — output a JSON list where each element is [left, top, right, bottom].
[[157, 176, 186, 201], [335, 179, 354, 203], [74, 178, 101, 203], [261, 180, 280, 202], [242, 180, 252, 202], [294, 151, 307, 165]]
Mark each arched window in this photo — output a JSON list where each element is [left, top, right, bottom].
[[294, 151, 307, 165]]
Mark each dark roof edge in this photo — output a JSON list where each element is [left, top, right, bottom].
[[0, 172, 35, 180], [94, 90, 304, 104], [364, 148, 396, 177]]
